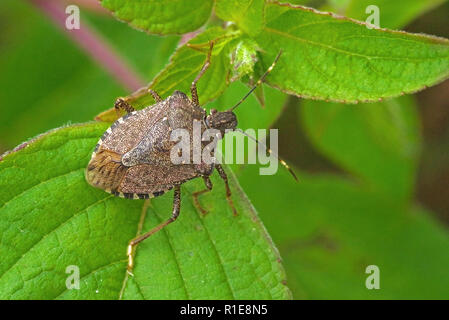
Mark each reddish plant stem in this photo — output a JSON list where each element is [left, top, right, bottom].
[[30, 0, 145, 91]]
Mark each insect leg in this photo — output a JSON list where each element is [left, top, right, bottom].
[[229, 50, 283, 112], [215, 164, 238, 216], [114, 97, 135, 115], [192, 176, 213, 215], [127, 185, 181, 273], [148, 89, 162, 102], [190, 41, 214, 107]]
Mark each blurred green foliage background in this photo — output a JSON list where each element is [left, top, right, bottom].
[[0, 0, 448, 299]]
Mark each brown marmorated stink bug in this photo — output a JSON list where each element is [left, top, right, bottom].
[[85, 42, 296, 272]]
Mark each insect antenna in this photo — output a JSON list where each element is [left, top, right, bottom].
[[235, 129, 298, 182], [229, 50, 283, 112]]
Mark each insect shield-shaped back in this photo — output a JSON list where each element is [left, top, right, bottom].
[[86, 91, 208, 199]]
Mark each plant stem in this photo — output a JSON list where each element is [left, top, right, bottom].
[[30, 0, 145, 92]]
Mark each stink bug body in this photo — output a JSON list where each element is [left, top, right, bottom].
[[86, 43, 292, 272]]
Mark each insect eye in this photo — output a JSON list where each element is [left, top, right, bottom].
[[210, 108, 217, 115]]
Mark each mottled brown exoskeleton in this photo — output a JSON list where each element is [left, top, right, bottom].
[[86, 43, 292, 272]]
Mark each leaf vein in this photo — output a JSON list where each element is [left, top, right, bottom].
[[264, 27, 449, 62], [54, 259, 126, 299], [190, 203, 236, 299], [0, 194, 113, 280]]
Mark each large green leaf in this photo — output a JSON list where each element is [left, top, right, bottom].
[[0, 123, 290, 299], [100, 0, 213, 35], [255, 2, 449, 102], [300, 95, 421, 200], [238, 166, 449, 299], [215, 0, 266, 36]]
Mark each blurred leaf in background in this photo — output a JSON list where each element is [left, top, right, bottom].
[[0, 0, 178, 152], [300, 95, 421, 201], [238, 166, 449, 299], [344, 0, 446, 29]]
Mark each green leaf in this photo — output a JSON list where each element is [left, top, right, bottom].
[[215, 0, 265, 36], [96, 26, 243, 121], [345, 0, 447, 29], [148, 27, 240, 104], [238, 166, 449, 299], [100, 0, 213, 35], [300, 95, 421, 200], [255, 2, 449, 103], [0, 123, 290, 299]]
